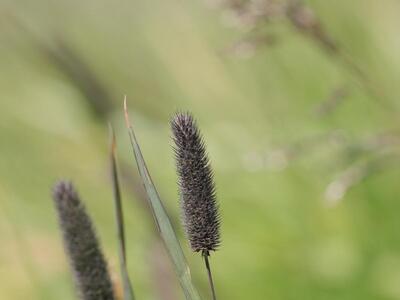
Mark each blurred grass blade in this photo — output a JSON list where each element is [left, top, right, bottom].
[[109, 125, 135, 300], [123, 98, 201, 300]]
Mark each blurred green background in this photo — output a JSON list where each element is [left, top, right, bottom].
[[1, 0, 400, 299]]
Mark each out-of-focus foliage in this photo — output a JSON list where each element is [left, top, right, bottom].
[[1, 0, 400, 299]]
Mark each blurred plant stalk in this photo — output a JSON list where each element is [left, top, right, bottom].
[[215, 0, 396, 111]]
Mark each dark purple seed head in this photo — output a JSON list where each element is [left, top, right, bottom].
[[52, 180, 115, 300], [171, 112, 221, 254]]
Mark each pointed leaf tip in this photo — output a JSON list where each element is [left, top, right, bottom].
[[124, 96, 130, 128], [109, 124, 117, 155]]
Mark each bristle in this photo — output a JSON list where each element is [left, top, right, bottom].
[[52, 181, 115, 300], [171, 112, 221, 253]]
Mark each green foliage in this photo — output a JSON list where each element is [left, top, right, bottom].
[[124, 101, 201, 300], [109, 127, 135, 300], [2, 0, 400, 299]]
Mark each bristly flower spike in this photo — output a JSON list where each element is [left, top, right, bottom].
[[52, 181, 115, 300], [171, 112, 220, 300]]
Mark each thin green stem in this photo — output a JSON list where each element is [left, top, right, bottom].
[[203, 251, 217, 300]]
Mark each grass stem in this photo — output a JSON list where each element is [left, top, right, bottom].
[[203, 251, 217, 300]]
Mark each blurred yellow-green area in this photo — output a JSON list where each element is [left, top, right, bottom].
[[2, 0, 400, 299]]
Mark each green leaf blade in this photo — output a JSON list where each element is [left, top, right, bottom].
[[109, 125, 136, 300], [124, 99, 201, 300]]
